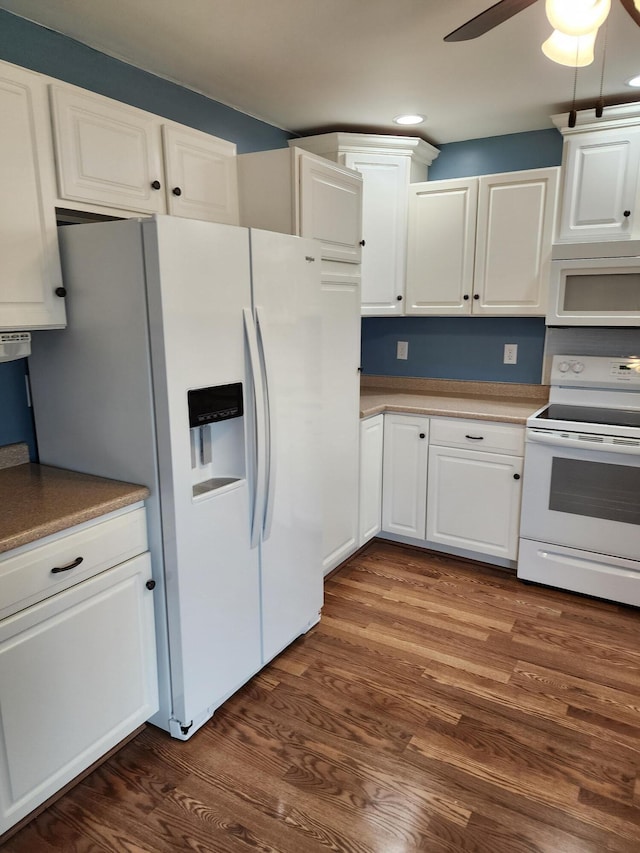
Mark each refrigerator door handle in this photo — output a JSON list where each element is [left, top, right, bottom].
[[243, 308, 267, 549], [255, 306, 276, 542]]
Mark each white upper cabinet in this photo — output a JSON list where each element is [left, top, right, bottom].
[[0, 62, 65, 331], [298, 152, 363, 263], [49, 84, 238, 223], [161, 125, 239, 224], [237, 147, 363, 263], [552, 105, 640, 242], [474, 169, 559, 315], [406, 178, 478, 314], [50, 84, 166, 215], [292, 134, 439, 314], [406, 167, 559, 316]]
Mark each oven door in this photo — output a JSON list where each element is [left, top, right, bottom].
[[520, 428, 640, 560]]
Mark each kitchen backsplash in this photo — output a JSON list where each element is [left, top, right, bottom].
[[360, 317, 546, 384]]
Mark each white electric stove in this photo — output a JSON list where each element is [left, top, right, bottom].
[[518, 355, 640, 606]]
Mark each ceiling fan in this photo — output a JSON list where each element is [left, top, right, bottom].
[[444, 0, 640, 43]]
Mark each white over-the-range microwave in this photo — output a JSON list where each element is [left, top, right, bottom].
[[547, 239, 640, 326]]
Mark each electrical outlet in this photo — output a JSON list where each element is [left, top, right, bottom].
[[397, 340, 408, 360], [503, 343, 518, 365]]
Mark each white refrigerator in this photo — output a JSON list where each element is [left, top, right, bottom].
[[28, 215, 323, 740]]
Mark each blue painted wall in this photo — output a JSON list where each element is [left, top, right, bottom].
[[428, 129, 563, 180], [361, 130, 563, 385], [0, 10, 290, 153], [0, 9, 293, 460], [361, 317, 546, 384]]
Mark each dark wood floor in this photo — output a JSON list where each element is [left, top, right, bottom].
[[5, 540, 640, 852]]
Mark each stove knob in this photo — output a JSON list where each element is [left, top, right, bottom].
[[571, 361, 585, 374], [558, 361, 570, 373]]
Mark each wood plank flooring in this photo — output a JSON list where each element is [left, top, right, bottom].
[[5, 539, 640, 852]]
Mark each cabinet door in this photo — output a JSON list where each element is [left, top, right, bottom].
[[162, 125, 239, 224], [558, 128, 640, 241], [381, 414, 429, 539], [321, 267, 362, 574], [405, 179, 477, 315], [474, 168, 559, 315], [0, 553, 158, 834], [49, 85, 166, 214], [0, 64, 65, 331], [345, 152, 409, 315], [298, 151, 363, 263], [359, 414, 384, 545], [426, 445, 522, 560]]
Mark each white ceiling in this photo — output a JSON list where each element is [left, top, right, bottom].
[[1, 0, 640, 144]]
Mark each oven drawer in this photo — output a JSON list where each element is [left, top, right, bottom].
[[429, 417, 524, 455], [518, 538, 640, 607], [0, 506, 148, 620]]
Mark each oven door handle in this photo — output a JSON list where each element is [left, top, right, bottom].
[[526, 430, 640, 456]]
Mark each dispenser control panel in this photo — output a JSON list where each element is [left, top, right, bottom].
[[188, 382, 243, 428]]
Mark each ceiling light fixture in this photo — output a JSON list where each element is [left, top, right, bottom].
[[627, 74, 640, 87], [542, 0, 611, 66], [542, 28, 597, 66], [393, 114, 425, 126]]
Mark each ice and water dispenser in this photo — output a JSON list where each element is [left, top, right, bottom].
[[188, 382, 246, 498]]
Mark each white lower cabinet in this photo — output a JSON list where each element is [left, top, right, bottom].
[[381, 414, 429, 539], [426, 419, 524, 561], [358, 414, 384, 546], [0, 507, 158, 835], [376, 413, 524, 563]]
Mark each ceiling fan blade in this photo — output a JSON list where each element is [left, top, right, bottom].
[[444, 0, 540, 42], [620, 0, 640, 27]]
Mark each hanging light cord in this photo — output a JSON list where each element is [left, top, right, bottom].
[[568, 48, 578, 127], [596, 17, 609, 117]]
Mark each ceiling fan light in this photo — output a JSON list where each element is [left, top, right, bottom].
[[545, 0, 610, 36], [541, 28, 597, 66]]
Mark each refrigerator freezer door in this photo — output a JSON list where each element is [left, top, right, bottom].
[[250, 229, 323, 664], [142, 216, 262, 727]]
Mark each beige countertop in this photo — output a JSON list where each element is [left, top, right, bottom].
[[360, 376, 548, 424], [0, 446, 150, 554]]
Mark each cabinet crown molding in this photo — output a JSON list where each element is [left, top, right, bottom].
[[551, 101, 640, 134], [289, 132, 439, 166]]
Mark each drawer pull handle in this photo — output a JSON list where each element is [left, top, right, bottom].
[[51, 556, 84, 574], [465, 434, 484, 440]]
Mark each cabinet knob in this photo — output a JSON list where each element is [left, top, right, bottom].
[[151, 180, 162, 190], [146, 579, 156, 590], [359, 239, 366, 247], [397, 295, 403, 301], [419, 433, 426, 439], [473, 294, 480, 300], [624, 210, 631, 218], [463, 294, 470, 300], [172, 187, 182, 197], [513, 473, 521, 480], [55, 286, 67, 298]]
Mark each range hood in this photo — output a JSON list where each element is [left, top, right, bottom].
[[0, 333, 31, 363]]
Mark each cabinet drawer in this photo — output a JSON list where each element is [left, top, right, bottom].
[[0, 506, 148, 620], [429, 417, 524, 455]]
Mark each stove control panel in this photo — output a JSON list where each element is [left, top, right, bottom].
[[551, 355, 640, 387]]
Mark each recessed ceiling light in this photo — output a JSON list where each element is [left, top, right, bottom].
[[393, 114, 425, 126], [627, 74, 640, 88]]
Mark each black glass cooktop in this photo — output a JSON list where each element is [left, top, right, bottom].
[[535, 404, 640, 429]]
